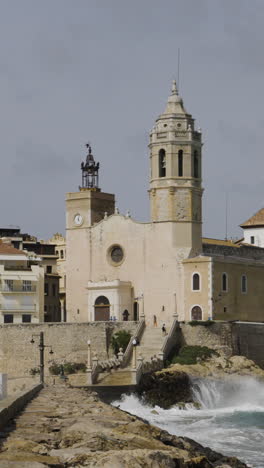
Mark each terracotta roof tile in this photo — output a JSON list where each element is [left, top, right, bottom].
[[240, 207, 264, 228], [202, 237, 239, 248], [0, 241, 25, 256]]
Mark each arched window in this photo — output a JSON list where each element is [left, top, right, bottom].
[[191, 305, 202, 320], [159, 149, 166, 177], [222, 273, 228, 292], [194, 150, 199, 178], [192, 273, 200, 291], [241, 275, 247, 293], [178, 149, 183, 177]]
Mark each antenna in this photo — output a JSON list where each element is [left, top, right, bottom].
[[225, 192, 228, 240], [177, 48, 180, 91]]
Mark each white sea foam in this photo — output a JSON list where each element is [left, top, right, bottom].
[[112, 376, 264, 468]]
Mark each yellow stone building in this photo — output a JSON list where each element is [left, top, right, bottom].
[[65, 82, 264, 325]]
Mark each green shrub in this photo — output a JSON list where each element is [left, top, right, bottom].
[[49, 363, 61, 375], [171, 345, 218, 365], [29, 367, 40, 376], [188, 320, 215, 327], [48, 362, 86, 375], [111, 330, 132, 356]]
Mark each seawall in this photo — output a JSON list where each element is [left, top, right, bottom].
[[0, 321, 137, 377]]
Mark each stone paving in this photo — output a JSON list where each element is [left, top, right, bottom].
[[0, 383, 248, 467]]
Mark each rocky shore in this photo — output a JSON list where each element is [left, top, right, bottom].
[[137, 354, 264, 409], [0, 384, 248, 467]]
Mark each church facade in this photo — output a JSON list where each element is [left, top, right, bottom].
[[66, 82, 264, 325]]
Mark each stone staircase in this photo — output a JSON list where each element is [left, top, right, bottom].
[[137, 326, 166, 361]]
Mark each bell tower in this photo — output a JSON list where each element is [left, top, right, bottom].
[[149, 81, 203, 250]]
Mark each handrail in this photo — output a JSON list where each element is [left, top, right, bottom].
[[121, 319, 145, 368], [159, 316, 179, 361]]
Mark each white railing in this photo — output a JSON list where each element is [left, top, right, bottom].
[[159, 315, 179, 361], [120, 319, 146, 368], [132, 355, 163, 385]]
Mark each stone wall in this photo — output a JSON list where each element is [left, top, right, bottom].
[[0, 322, 137, 377], [180, 322, 233, 355], [231, 322, 264, 368], [180, 322, 264, 368]]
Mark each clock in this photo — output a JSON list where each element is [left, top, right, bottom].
[[74, 214, 83, 226]]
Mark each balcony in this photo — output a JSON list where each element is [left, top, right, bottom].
[[0, 286, 37, 293], [0, 304, 36, 311]]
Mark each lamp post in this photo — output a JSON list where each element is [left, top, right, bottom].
[[30, 331, 54, 385]]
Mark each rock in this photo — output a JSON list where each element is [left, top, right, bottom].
[[137, 370, 192, 409], [150, 409, 159, 414]]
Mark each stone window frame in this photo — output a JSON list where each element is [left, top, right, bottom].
[[191, 272, 201, 292], [222, 272, 228, 293], [107, 244, 125, 267]]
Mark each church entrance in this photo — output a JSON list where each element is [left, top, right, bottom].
[[94, 296, 110, 321], [191, 305, 202, 321]]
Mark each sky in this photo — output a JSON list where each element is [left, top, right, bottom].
[[1, 0, 264, 240]]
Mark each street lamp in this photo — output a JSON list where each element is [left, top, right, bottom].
[[30, 331, 54, 385]]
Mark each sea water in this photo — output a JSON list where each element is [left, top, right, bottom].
[[112, 376, 264, 467]]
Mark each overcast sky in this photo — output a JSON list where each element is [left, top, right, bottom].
[[1, 0, 264, 240]]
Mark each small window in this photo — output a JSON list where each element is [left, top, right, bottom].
[[178, 150, 183, 177], [224, 307, 227, 313], [250, 236, 255, 244], [44, 283, 49, 296], [55, 250, 59, 256], [4, 279, 13, 291], [241, 275, 247, 293], [159, 149, 166, 177], [192, 273, 200, 291], [22, 314, 31, 323], [46, 265, 52, 274], [4, 314, 13, 323], [52, 284, 56, 296], [23, 280, 32, 291], [222, 273, 228, 292], [60, 250, 64, 259], [194, 150, 199, 178], [44, 305, 47, 312]]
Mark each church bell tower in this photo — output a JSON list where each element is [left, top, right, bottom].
[[149, 81, 203, 250]]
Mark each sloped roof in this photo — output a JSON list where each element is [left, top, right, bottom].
[[0, 241, 25, 256], [202, 237, 240, 248], [240, 208, 264, 228]]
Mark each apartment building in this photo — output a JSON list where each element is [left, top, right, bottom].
[[0, 241, 44, 324]]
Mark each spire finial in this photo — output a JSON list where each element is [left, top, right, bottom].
[[172, 80, 178, 95]]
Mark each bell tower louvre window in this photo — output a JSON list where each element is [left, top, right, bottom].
[[159, 149, 166, 177], [178, 149, 183, 177], [194, 150, 199, 178]]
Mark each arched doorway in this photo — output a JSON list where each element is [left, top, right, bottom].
[[122, 309, 129, 321], [94, 296, 110, 321], [191, 305, 202, 321]]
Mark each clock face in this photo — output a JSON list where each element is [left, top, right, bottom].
[[74, 214, 83, 226]]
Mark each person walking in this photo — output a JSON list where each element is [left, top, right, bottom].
[[162, 323, 166, 336], [153, 315, 157, 327]]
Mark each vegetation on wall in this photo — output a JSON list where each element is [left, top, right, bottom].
[[188, 320, 215, 327], [111, 330, 132, 356], [170, 345, 219, 365], [48, 362, 86, 375]]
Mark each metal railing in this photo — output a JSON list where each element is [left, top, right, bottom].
[[0, 286, 36, 292], [0, 304, 36, 311]]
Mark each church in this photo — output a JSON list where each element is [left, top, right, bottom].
[[66, 82, 264, 325]]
